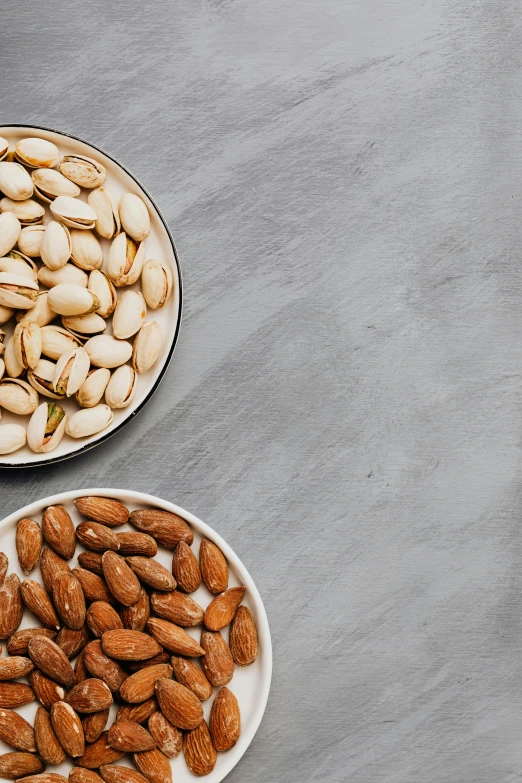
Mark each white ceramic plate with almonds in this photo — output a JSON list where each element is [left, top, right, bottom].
[[0, 489, 272, 783], [0, 126, 182, 467]]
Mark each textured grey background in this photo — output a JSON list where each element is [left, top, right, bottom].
[[1, 1, 519, 780]]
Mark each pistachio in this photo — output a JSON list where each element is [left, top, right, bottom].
[[40, 221, 72, 270], [50, 196, 97, 230], [4, 336, 23, 378], [53, 347, 90, 396], [38, 262, 88, 289], [27, 401, 67, 453], [0, 197, 45, 226], [87, 187, 120, 239], [65, 404, 113, 438], [0, 211, 21, 257], [17, 292, 56, 327], [88, 270, 117, 318], [0, 162, 33, 200], [32, 167, 81, 203], [119, 193, 150, 242], [13, 321, 42, 369], [0, 305, 14, 325], [104, 364, 137, 409], [0, 357, 3, 380], [76, 367, 111, 408], [0, 423, 26, 454], [0, 329, 5, 356], [107, 233, 145, 286], [48, 284, 100, 316], [59, 155, 107, 188], [132, 321, 162, 374], [17, 225, 45, 257], [41, 325, 81, 360], [62, 312, 106, 339], [15, 138, 60, 169], [112, 290, 147, 339], [0, 138, 9, 162], [0, 272, 38, 309], [0, 377, 39, 414], [141, 259, 173, 310], [28, 359, 65, 400], [0, 252, 38, 281], [70, 229, 103, 271], [84, 334, 133, 368]]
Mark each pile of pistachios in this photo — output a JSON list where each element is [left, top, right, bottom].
[[0, 136, 175, 456]]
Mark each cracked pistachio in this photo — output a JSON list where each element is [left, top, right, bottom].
[[0, 162, 33, 200], [47, 283, 100, 317], [104, 364, 137, 409], [32, 167, 81, 203], [40, 221, 72, 271], [87, 187, 120, 239], [17, 292, 56, 327], [76, 367, 111, 408], [84, 334, 132, 369], [50, 196, 97, 230], [60, 155, 106, 188], [0, 273, 38, 309], [0, 211, 21, 257], [107, 232, 145, 287], [132, 321, 162, 374], [0, 377, 39, 414], [15, 138, 60, 169], [88, 270, 117, 318], [38, 263, 88, 289], [41, 325, 81, 361], [119, 193, 150, 242], [112, 290, 147, 339], [17, 225, 45, 257], [0, 197, 45, 226], [27, 401, 67, 453], [53, 346, 90, 397], [141, 259, 173, 310], [70, 229, 103, 271], [0, 423, 26, 454], [13, 321, 42, 370], [65, 404, 113, 438], [4, 337, 23, 378], [28, 359, 64, 400]]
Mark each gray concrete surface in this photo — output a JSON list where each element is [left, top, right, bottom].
[[2, 1, 521, 780]]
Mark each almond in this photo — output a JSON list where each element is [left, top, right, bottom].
[[199, 539, 228, 595], [40, 548, 71, 596], [119, 664, 173, 704], [82, 709, 110, 744], [0, 708, 36, 751], [16, 518, 42, 575], [172, 542, 201, 594], [70, 770, 104, 783], [126, 652, 170, 673], [101, 630, 161, 661], [76, 731, 124, 769], [0, 554, 7, 587], [204, 585, 245, 631], [101, 552, 140, 606], [83, 641, 127, 693], [56, 625, 90, 659], [129, 509, 193, 549], [34, 706, 66, 765], [146, 618, 204, 657], [75, 649, 89, 684], [209, 686, 240, 751], [86, 602, 123, 638], [170, 657, 212, 701], [0, 752, 45, 779], [28, 636, 76, 688], [0, 574, 23, 639], [150, 591, 203, 627], [99, 766, 149, 783], [73, 569, 114, 604], [229, 604, 258, 666], [77, 522, 119, 554], [0, 656, 34, 680], [66, 679, 113, 713], [200, 630, 234, 687], [77, 553, 104, 576], [183, 720, 217, 777], [21, 579, 60, 631], [51, 701, 85, 757], [53, 572, 86, 630], [7, 628, 56, 656], [42, 505, 76, 560], [75, 497, 129, 528], [107, 720, 155, 752], [0, 682, 35, 708], [115, 533, 157, 557], [154, 678, 203, 730], [120, 589, 149, 632], [116, 698, 157, 725], [132, 748, 172, 783], [29, 670, 66, 708], [147, 713, 182, 759], [126, 558, 176, 592], [17, 775, 67, 783]]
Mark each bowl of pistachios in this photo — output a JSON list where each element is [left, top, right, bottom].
[[0, 126, 182, 466]]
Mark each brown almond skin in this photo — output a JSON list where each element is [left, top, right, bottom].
[[150, 592, 204, 628], [183, 720, 217, 777], [101, 630, 161, 661], [28, 636, 76, 688], [82, 708, 110, 744], [129, 509, 193, 549], [66, 678, 113, 713], [70, 770, 104, 783], [34, 707, 66, 765], [209, 686, 240, 751], [200, 630, 235, 687], [77, 552, 104, 576], [119, 664, 173, 704], [53, 571, 86, 630], [51, 701, 85, 757], [0, 574, 23, 639], [40, 548, 71, 596], [133, 747, 172, 783], [154, 678, 203, 730], [18, 775, 67, 783], [146, 618, 204, 657], [172, 542, 200, 593], [42, 505, 76, 560], [108, 720, 155, 752], [56, 625, 90, 659], [16, 518, 42, 575], [76, 732, 124, 769], [204, 585, 245, 632], [171, 657, 212, 701], [0, 708, 36, 751], [73, 568, 114, 605], [0, 752, 45, 779], [126, 557, 176, 592], [21, 580, 60, 631], [116, 532, 157, 557], [199, 539, 228, 595], [120, 589, 150, 632], [0, 682, 35, 708], [29, 670, 67, 708], [75, 497, 129, 527], [117, 698, 158, 725], [102, 551, 141, 606], [99, 767, 148, 783], [229, 604, 258, 666], [147, 713, 182, 759], [83, 641, 127, 693], [0, 553, 7, 587], [75, 649, 89, 684], [86, 602, 123, 638], [126, 652, 170, 673], [76, 523, 119, 554], [0, 656, 34, 680], [7, 627, 56, 656]]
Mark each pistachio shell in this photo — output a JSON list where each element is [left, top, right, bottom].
[[0, 162, 33, 200], [13, 321, 42, 369], [50, 197, 97, 230], [0, 197, 45, 226], [27, 401, 67, 453], [0, 254, 38, 280], [62, 312, 106, 338], [132, 321, 162, 374], [40, 221, 72, 270], [17, 225, 45, 257], [70, 229, 103, 271], [0, 423, 26, 454], [107, 233, 145, 287], [84, 335, 133, 369], [41, 325, 81, 360], [0, 272, 38, 309], [4, 337, 23, 378], [0, 305, 14, 324], [0, 211, 22, 256], [0, 138, 9, 162], [38, 263, 88, 289], [53, 346, 90, 396], [0, 357, 4, 380], [88, 270, 117, 318], [0, 377, 39, 414], [32, 167, 81, 203], [119, 194, 150, 242], [65, 404, 113, 438], [141, 260, 173, 310], [17, 292, 56, 327], [48, 284, 100, 316], [76, 368, 111, 408], [87, 187, 120, 239], [60, 155, 106, 188], [15, 138, 60, 168], [104, 365, 137, 409], [28, 359, 64, 400], [112, 290, 147, 339]]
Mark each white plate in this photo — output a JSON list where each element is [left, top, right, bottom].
[[0, 126, 182, 467], [0, 489, 272, 782]]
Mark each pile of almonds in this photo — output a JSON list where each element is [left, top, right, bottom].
[[0, 135, 176, 456], [0, 497, 258, 780]]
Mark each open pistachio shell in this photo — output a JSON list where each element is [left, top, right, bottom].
[[41, 325, 81, 361], [0, 211, 22, 257], [132, 321, 162, 374], [0, 197, 45, 226], [76, 367, 111, 408], [62, 312, 106, 339], [65, 404, 113, 438], [59, 155, 106, 188], [112, 290, 147, 339], [50, 197, 97, 230], [0, 138, 9, 162], [15, 138, 60, 169], [0, 272, 38, 309], [17, 225, 45, 257], [107, 233, 146, 287], [0, 423, 26, 454], [13, 321, 42, 370], [0, 162, 33, 200], [104, 364, 137, 409], [119, 193, 150, 242], [53, 346, 90, 396], [40, 221, 72, 271], [0, 377, 39, 414], [17, 292, 56, 327], [88, 270, 117, 318], [48, 283, 100, 317], [87, 187, 120, 239], [0, 254, 37, 281], [70, 229, 103, 271], [141, 259, 173, 310], [27, 401, 67, 453], [4, 337, 23, 378], [32, 167, 81, 203], [84, 334, 133, 368], [38, 263, 88, 289], [28, 359, 64, 400]]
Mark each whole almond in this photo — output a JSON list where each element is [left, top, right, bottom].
[[117, 698, 157, 725], [0, 682, 35, 708], [147, 713, 182, 759], [76, 732, 124, 768], [66, 679, 113, 713], [183, 720, 217, 777], [77, 552, 104, 576], [17, 775, 67, 783], [126, 557, 176, 592], [73, 568, 114, 604], [53, 572, 86, 630], [0, 708, 36, 751], [0, 574, 23, 639], [70, 770, 104, 783], [146, 618, 204, 657], [127, 652, 170, 673], [120, 588, 149, 632], [170, 657, 212, 701], [99, 766, 149, 783], [0, 656, 34, 680], [204, 585, 245, 631], [75, 497, 129, 527], [171, 542, 200, 593], [82, 708, 110, 744], [132, 748, 172, 783], [229, 605, 258, 666], [199, 539, 228, 595], [101, 630, 161, 661], [150, 591, 203, 627], [42, 505, 76, 560], [129, 509, 193, 549], [0, 554, 7, 587], [40, 548, 71, 596], [119, 664, 173, 704], [28, 636, 76, 688], [101, 552, 140, 606], [0, 752, 45, 779], [21, 580, 60, 631], [7, 628, 56, 656], [51, 701, 85, 757], [56, 625, 90, 659], [29, 670, 66, 708], [34, 707, 66, 765], [209, 686, 240, 751], [200, 630, 234, 687], [154, 678, 203, 730], [108, 720, 155, 752], [76, 523, 119, 554], [16, 518, 42, 575], [116, 533, 157, 557], [86, 602, 123, 638], [75, 649, 89, 684], [84, 641, 127, 692]]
